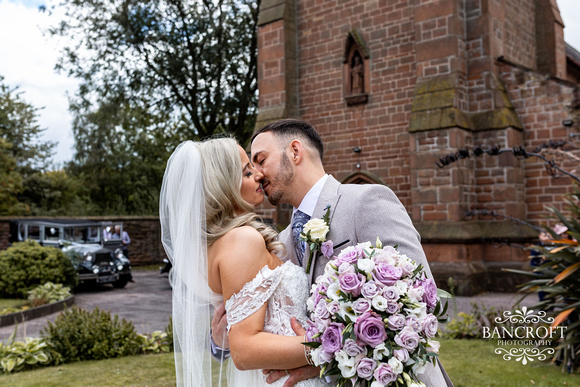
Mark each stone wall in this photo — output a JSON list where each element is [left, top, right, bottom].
[[0, 216, 166, 266]]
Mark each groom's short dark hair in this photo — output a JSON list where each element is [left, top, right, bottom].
[[251, 118, 324, 160]]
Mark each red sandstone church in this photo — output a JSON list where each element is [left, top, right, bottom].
[[254, 0, 580, 294]]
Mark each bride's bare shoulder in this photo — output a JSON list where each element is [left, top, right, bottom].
[[213, 226, 269, 299]]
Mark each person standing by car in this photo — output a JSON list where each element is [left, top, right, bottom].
[[113, 225, 131, 258]]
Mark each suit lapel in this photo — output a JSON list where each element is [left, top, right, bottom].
[[306, 176, 342, 283]]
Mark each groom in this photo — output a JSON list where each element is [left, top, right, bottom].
[[212, 118, 452, 386]]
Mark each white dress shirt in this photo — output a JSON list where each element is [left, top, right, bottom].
[[294, 174, 329, 216]]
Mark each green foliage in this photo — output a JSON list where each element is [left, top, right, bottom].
[[443, 302, 510, 339], [0, 336, 53, 374], [0, 138, 28, 215], [0, 241, 77, 298], [506, 186, 580, 373], [41, 306, 142, 364], [139, 331, 171, 354], [27, 282, 71, 307], [0, 75, 54, 175]]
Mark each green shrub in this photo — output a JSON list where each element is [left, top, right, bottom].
[[41, 306, 142, 364], [0, 336, 52, 374], [0, 240, 77, 298], [28, 282, 72, 307]]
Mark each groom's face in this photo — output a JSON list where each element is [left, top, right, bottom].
[[251, 132, 294, 206]]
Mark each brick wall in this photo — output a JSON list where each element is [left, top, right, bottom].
[[0, 217, 166, 266]]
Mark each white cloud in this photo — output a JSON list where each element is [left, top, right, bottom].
[[0, 0, 78, 166]]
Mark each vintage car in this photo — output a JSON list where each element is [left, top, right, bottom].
[[9, 219, 132, 288]]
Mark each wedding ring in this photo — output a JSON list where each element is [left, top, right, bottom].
[[285, 369, 290, 376]]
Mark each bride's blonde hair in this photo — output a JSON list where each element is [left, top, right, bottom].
[[197, 137, 285, 256]]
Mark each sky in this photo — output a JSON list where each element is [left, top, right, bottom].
[[1, 0, 580, 166]]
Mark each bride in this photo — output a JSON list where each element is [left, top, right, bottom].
[[159, 138, 329, 387]]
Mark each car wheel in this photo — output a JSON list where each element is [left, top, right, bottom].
[[168, 267, 175, 288], [113, 277, 128, 288]]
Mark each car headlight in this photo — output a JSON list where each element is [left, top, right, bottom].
[[92, 265, 99, 274], [117, 264, 124, 271], [84, 252, 95, 262]]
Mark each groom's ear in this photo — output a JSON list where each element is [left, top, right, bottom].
[[289, 139, 303, 164]]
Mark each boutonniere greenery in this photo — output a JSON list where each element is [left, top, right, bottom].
[[300, 204, 333, 274]]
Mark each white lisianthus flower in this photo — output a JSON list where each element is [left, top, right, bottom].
[[427, 339, 440, 354], [371, 382, 385, 387], [371, 295, 389, 312], [336, 351, 357, 378], [388, 357, 404, 374], [357, 258, 375, 274], [310, 348, 322, 367], [302, 218, 329, 241], [327, 283, 341, 301], [337, 300, 357, 322], [306, 296, 315, 312], [358, 241, 372, 250], [407, 286, 424, 303], [407, 302, 428, 320], [411, 358, 428, 374], [394, 280, 408, 295], [372, 343, 389, 360]]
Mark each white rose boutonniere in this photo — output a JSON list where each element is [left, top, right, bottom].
[[300, 204, 331, 274]]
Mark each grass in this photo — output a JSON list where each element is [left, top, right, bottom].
[[0, 340, 577, 386], [0, 298, 27, 310], [439, 338, 578, 386]]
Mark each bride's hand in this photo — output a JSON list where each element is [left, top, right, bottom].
[[211, 302, 230, 349]]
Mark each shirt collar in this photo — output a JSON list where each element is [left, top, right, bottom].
[[294, 174, 329, 217]]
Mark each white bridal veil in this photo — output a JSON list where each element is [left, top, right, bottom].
[[159, 141, 224, 386]]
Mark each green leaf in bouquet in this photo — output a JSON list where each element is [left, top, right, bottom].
[[302, 341, 321, 349], [436, 288, 453, 299], [310, 242, 317, 251], [412, 263, 424, 276]]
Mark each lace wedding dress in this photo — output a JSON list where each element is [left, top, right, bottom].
[[225, 261, 331, 387]]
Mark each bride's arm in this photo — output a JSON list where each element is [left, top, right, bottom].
[[217, 226, 309, 371]]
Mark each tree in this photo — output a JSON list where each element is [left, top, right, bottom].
[[0, 75, 55, 175], [0, 138, 29, 215], [48, 0, 260, 144]]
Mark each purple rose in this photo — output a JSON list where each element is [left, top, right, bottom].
[[336, 246, 360, 264], [339, 272, 365, 297], [321, 322, 345, 354], [386, 301, 401, 315], [393, 348, 410, 363], [306, 323, 321, 343], [314, 299, 330, 319], [343, 338, 365, 357], [406, 316, 422, 332], [421, 278, 438, 310], [383, 286, 400, 301], [356, 357, 377, 380], [327, 301, 340, 315], [422, 314, 439, 338], [399, 261, 416, 277], [361, 281, 380, 299], [352, 297, 372, 315], [387, 314, 406, 331], [394, 326, 420, 351], [373, 263, 403, 286], [373, 363, 398, 385], [354, 312, 387, 347], [321, 240, 334, 258]]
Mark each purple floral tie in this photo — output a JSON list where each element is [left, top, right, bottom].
[[292, 210, 310, 266]]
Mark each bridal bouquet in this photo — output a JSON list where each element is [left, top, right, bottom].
[[304, 238, 449, 387]]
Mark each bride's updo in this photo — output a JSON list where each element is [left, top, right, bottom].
[[196, 137, 285, 256]]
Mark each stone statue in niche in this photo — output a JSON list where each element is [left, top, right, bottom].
[[350, 52, 364, 94]]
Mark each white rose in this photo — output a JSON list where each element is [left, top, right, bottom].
[[303, 218, 329, 241], [372, 343, 389, 360], [407, 287, 424, 303], [310, 348, 322, 367], [388, 357, 404, 374], [335, 351, 357, 378], [371, 295, 389, 312], [412, 358, 428, 374], [357, 258, 375, 274]]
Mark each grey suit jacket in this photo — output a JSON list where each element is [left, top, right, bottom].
[[279, 175, 452, 387]]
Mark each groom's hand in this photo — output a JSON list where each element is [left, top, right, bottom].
[[211, 302, 229, 349], [262, 317, 319, 386], [264, 366, 320, 387]]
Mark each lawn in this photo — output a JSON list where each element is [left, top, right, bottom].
[[0, 339, 577, 386]]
